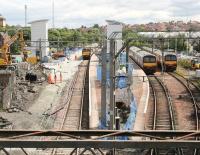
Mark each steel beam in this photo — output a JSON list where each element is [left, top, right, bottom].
[[0, 130, 199, 138], [0, 140, 199, 149]]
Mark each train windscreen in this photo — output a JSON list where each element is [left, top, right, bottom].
[[143, 56, 156, 63], [165, 55, 177, 61]]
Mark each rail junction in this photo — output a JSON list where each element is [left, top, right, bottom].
[[1, 23, 200, 155]]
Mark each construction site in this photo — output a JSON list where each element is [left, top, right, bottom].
[[0, 21, 82, 128]]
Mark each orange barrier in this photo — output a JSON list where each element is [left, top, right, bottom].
[[48, 72, 63, 84], [48, 73, 55, 84]]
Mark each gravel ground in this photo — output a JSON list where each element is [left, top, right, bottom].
[[156, 72, 196, 130], [0, 61, 81, 155]]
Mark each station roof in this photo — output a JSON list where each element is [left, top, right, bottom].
[[0, 15, 6, 20], [106, 20, 123, 25], [28, 19, 49, 24]]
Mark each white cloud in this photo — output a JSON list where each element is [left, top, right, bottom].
[[0, 0, 199, 28]]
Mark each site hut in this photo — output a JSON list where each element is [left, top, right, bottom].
[[28, 19, 49, 62]]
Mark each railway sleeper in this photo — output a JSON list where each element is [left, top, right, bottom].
[[178, 94, 195, 100], [157, 120, 171, 122]]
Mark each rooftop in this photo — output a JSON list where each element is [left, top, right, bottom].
[[28, 19, 49, 24], [0, 14, 6, 20]]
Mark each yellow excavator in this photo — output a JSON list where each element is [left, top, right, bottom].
[[0, 30, 28, 67]]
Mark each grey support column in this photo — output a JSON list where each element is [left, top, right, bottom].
[[109, 39, 115, 130], [101, 45, 107, 127]]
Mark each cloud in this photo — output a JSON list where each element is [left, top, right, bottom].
[[170, 0, 200, 17], [0, 0, 199, 28]]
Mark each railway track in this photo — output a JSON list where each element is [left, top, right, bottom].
[[129, 56, 175, 131], [165, 72, 200, 155], [129, 56, 180, 154], [147, 75, 191, 155], [128, 56, 199, 154], [51, 60, 89, 155], [147, 76, 175, 131], [168, 72, 199, 131], [174, 72, 200, 110]]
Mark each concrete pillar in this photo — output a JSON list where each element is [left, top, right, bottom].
[[0, 71, 15, 109]]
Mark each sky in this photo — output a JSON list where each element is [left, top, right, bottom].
[[0, 0, 200, 28]]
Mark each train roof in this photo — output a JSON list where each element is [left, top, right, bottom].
[[82, 48, 91, 50], [154, 49, 176, 56], [142, 47, 176, 57], [130, 46, 156, 57], [142, 46, 152, 51], [130, 46, 141, 52]]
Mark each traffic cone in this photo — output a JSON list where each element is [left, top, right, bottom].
[[48, 73, 53, 84]]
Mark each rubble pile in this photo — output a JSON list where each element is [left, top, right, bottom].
[[10, 64, 47, 111]]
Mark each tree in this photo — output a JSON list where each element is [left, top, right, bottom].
[[93, 24, 99, 29]]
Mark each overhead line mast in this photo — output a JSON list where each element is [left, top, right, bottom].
[[52, 0, 55, 28]]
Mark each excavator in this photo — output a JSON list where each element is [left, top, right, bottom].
[[0, 30, 28, 67]]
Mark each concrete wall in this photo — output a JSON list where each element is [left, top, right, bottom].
[[29, 19, 49, 59], [0, 71, 15, 109]]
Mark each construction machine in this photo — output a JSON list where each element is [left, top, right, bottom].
[[0, 30, 28, 67]]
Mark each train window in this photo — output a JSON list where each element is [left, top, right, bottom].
[[143, 56, 156, 63], [165, 55, 177, 61]]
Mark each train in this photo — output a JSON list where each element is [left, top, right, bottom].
[[191, 58, 200, 69], [153, 49, 177, 71], [82, 48, 91, 60], [129, 46, 157, 74], [142, 47, 177, 72]]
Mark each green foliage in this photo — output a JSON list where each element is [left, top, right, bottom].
[[93, 24, 99, 29], [167, 34, 187, 51], [123, 28, 138, 41], [178, 59, 191, 69], [48, 27, 103, 48], [123, 27, 148, 47]]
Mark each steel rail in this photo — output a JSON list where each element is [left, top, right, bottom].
[[148, 76, 179, 155], [50, 65, 82, 155], [50, 70, 80, 155], [129, 55, 179, 154], [175, 72, 200, 109], [169, 73, 199, 130], [156, 76, 176, 130], [148, 77, 157, 131], [168, 72, 199, 155], [148, 76, 175, 130], [77, 61, 89, 155], [51, 60, 89, 155]]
